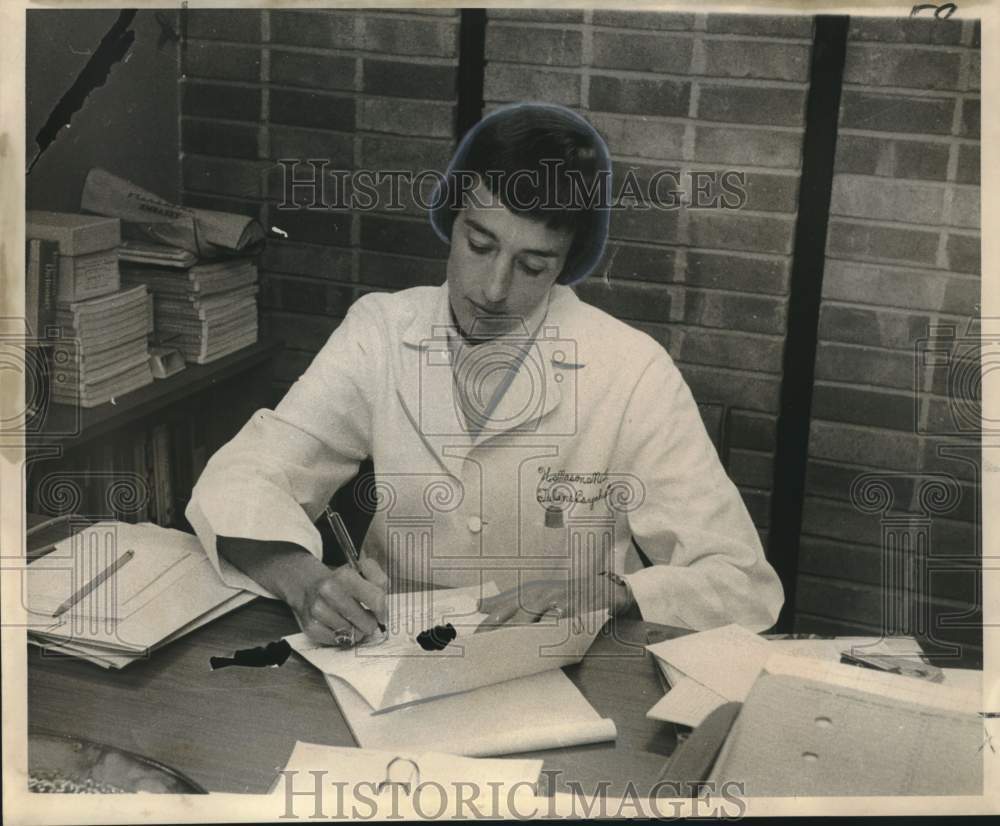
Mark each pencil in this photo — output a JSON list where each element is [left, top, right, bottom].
[[324, 507, 387, 634], [53, 549, 135, 617]]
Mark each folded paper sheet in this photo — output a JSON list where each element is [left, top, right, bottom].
[[326, 668, 618, 757], [287, 584, 609, 711]]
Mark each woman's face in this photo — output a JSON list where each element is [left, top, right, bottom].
[[447, 184, 574, 340]]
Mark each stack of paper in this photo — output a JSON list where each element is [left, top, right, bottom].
[[645, 625, 973, 728], [122, 259, 259, 364], [287, 585, 617, 756], [51, 285, 154, 408], [26, 521, 256, 668], [271, 742, 542, 817]]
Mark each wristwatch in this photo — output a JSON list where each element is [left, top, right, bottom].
[[599, 570, 635, 615]]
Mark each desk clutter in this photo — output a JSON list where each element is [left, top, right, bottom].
[[25, 521, 255, 668], [25, 170, 265, 411], [647, 624, 984, 796]]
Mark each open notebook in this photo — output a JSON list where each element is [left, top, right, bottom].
[[25, 521, 255, 668]]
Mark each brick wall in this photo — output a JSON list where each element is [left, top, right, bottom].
[[798, 17, 981, 655], [483, 10, 816, 546], [178, 8, 458, 391]]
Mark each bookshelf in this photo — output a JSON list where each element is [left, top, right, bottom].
[[26, 339, 283, 531]]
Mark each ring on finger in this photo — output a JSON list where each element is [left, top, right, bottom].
[[333, 628, 355, 648]]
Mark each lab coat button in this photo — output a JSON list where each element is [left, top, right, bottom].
[[467, 516, 483, 533]]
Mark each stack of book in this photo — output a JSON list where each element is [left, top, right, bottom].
[[122, 257, 259, 364], [27, 211, 155, 408], [51, 286, 154, 408]]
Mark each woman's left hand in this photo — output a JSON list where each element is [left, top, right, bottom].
[[476, 575, 632, 631]]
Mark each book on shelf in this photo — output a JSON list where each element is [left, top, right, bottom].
[[25, 238, 59, 340], [151, 422, 175, 528], [27, 211, 122, 303]]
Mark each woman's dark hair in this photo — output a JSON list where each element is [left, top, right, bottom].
[[429, 103, 612, 285]]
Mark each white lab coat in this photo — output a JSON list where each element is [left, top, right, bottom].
[[187, 283, 784, 631]]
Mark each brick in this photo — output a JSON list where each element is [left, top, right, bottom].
[[843, 45, 962, 91], [270, 209, 352, 247], [830, 175, 944, 224], [363, 15, 458, 58], [804, 460, 914, 511], [822, 260, 979, 316], [740, 172, 800, 214], [703, 39, 810, 82], [181, 192, 261, 220], [261, 240, 353, 280], [697, 85, 806, 127], [491, 9, 585, 23], [186, 9, 261, 42], [955, 144, 980, 185], [184, 41, 260, 82], [591, 32, 692, 73], [826, 220, 939, 266], [363, 59, 456, 100], [815, 341, 915, 390], [678, 364, 781, 413], [848, 17, 962, 45], [968, 52, 980, 91], [182, 118, 258, 159], [270, 10, 357, 49], [182, 81, 260, 122], [269, 127, 353, 167], [359, 252, 446, 289], [808, 420, 923, 470], [608, 205, 683, 246], [260, 271, 354, 315], [686, 251, 790, 296], [694, 126, 803, 168], [945, 233, 980, 274], [589, 113, 686, 161], [267, 310, 342, 352], [949, 187, 980, 229], [486, 25, 582, 67], [575, 280, 672, 324], [727, 449, 774, 490], [360, 215, 448, 259], [818, 303, 933, 350], [893, 139, 951, 181], [678, 328, 784, 374], [835, 135, 950, 181], [270, 91, 356, 132], [839, 90, 954, 135], [689, 212, 795, 255], [360, 135, 451, 172], [922, 438, 980, 482], [358, 98, 454, 138], [740, 488, 771, 526], [264, 163, 357, 208], [958, 97, 979, 138], [589, 75, 690, 117], [603, 243, 678, 284], [812, 383, 914, 431], [484, 65, 580, 107], [683, 290, 787, 335], [182, 156, 262, 199], [271, 51, 354, 92], [706, 15, 813, 38], [592, 11, 694, 30], [729, 410, 777, 452]]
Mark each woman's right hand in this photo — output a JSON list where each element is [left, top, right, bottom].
[[286, 557, 388, 647]]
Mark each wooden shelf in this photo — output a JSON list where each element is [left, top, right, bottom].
[[30, 338, 284, 451]]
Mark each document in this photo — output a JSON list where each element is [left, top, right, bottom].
[[287, 583, 609, 711]]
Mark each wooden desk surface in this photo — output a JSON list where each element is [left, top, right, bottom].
[[28, 599, 686, 796]]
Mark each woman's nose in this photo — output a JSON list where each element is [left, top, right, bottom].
[[483, 260, 513, 305]]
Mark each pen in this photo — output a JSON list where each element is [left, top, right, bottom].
[[324, 507, 387, 634], [53, 549, 135, 617]]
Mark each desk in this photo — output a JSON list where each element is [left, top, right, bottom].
[[28, 599, 686, 796]]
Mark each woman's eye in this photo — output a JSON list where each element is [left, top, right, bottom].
[[519, 261, 545, 276], [467, 239, 492, 254]]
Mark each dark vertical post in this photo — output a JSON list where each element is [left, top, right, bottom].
[[767, 16, 850, 632], [456, 9, 487, 140]]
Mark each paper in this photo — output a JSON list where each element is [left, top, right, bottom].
[[287, 584, 609, 711], [646, 677, 727, 728], [326, 668, 617, 757]]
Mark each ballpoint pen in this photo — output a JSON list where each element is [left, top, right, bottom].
[[323, 506, 387, 634], [53, 549, 135, 617]]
